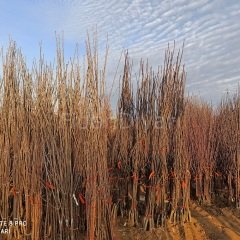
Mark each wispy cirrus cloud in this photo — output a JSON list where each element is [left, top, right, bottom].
[[0, 0, 239, 104]]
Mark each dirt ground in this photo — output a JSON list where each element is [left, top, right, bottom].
[[113, 203, 240, 240]]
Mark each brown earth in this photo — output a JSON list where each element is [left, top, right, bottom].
[[113, 203, 240, 240]]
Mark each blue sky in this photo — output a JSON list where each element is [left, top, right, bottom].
[[0, 0, 240, 104]]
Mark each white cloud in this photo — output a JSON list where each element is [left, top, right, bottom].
[[1, 0, 240, 104]]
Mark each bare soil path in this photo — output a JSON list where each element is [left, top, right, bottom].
[[114, 203, 240, 239]]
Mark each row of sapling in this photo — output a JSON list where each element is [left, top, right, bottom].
[[110, 46, 192, 229], [184, 99, 217, 204], [214, 93, 240, 207], [0, 37, 240, 240], [0, 37, 113, 240]]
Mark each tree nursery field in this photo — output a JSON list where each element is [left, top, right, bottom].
[[0, 38, 239, 240]]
